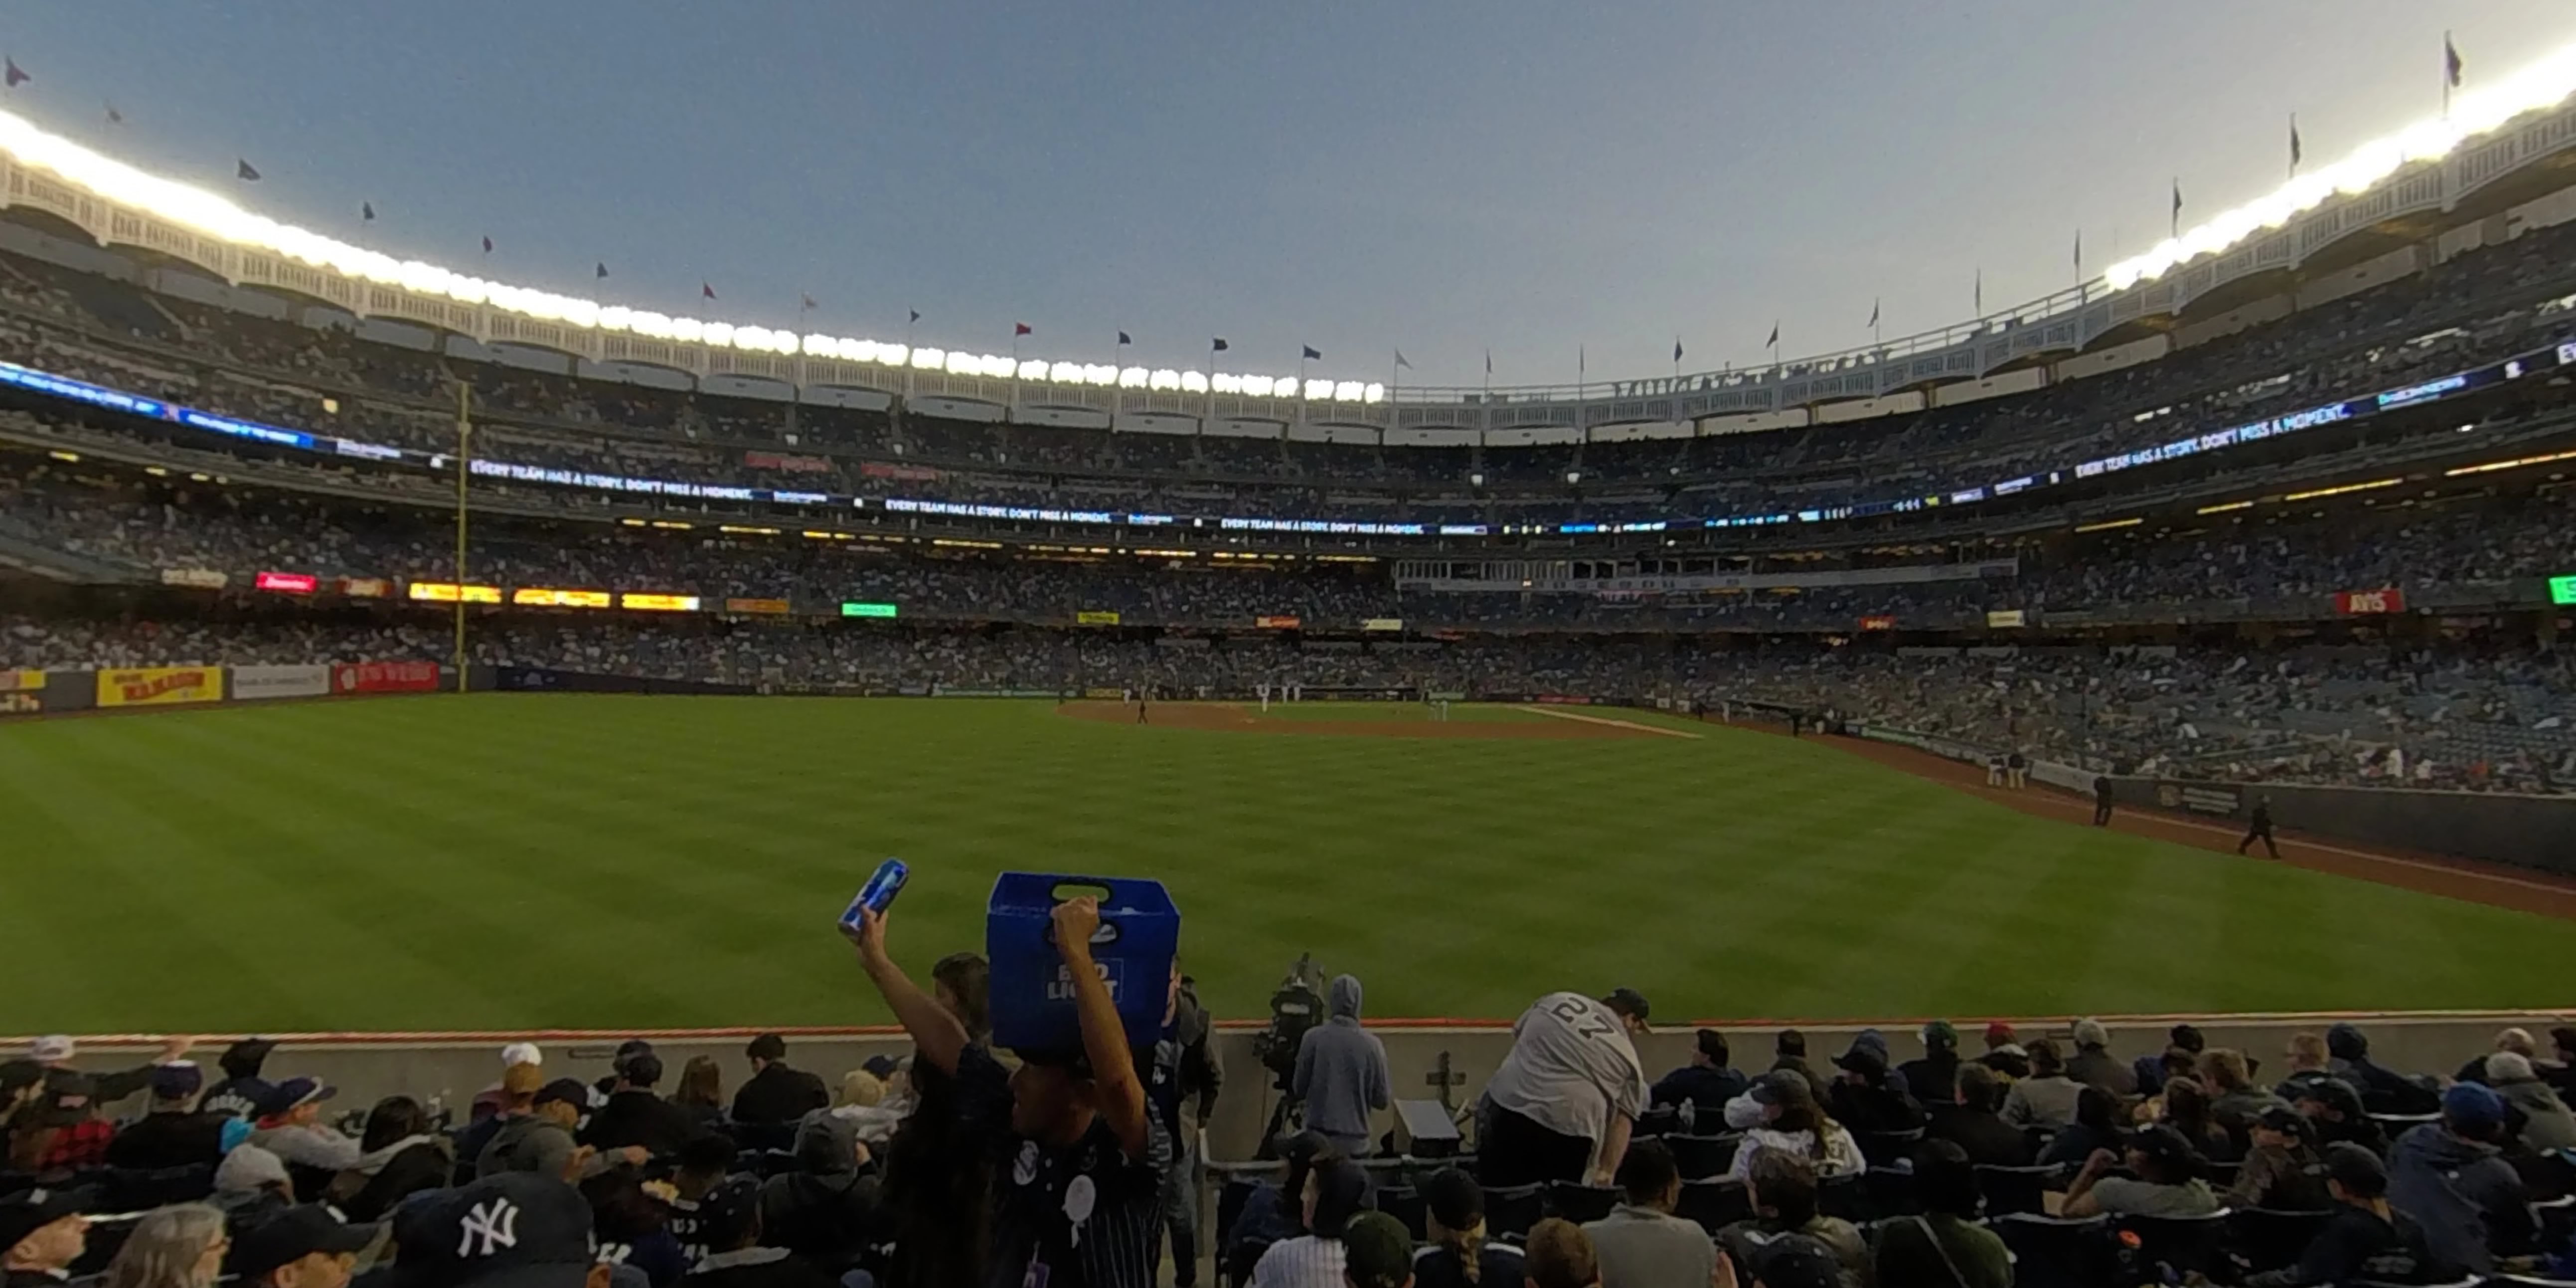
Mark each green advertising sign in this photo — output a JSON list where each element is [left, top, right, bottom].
[[840, 602, 899, 618], [2552, 575, 2576, 606]]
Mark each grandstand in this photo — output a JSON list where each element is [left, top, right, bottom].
[[8, 18, 2576, 1288]]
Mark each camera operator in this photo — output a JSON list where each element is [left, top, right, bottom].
[[1292, 974, 1389, 1158]]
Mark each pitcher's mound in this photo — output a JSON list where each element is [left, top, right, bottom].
[[1056, 700, 1679, 739]]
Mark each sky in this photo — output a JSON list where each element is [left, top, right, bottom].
[[1, 0, 2569, 393]]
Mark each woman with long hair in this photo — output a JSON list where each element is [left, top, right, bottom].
[[1411, 1165, 1525, 1288], [878, 951, 995, 1288], [2157, 1076, 2240, 1162], [670, 1057, 724, 1127], [337, 1096, 453, 1222], [1727, 1071, 1864, 1181], [100, 1203, 228, 1288], [1248, 1156, 1370, 1287]]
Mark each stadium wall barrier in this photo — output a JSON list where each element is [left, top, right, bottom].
[[1, 664, 455, 719], [2109, 777, 2576, 877], [21, 1012, 2566, 1163]]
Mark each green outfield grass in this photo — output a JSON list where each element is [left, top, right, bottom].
[[2, 694, 2571, 1034]]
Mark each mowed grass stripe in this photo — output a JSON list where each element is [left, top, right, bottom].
[[6, 694, 2576, 1033]]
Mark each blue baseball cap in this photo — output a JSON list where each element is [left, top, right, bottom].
[[2443, 1081, 2505, 1131]]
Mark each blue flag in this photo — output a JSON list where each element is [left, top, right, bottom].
[[1301, 345, 1321, 360], [236, 159, 261, 181], [1118, 330, 1131, 346], [1211, 337, 1228, 352]]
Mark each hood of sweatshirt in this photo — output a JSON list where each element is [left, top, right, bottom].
[[1329, 974, 1363, 1024]]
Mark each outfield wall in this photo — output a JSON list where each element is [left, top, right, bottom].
[[0, 660, 448, 717], [24, 1013, 2568, 1163]]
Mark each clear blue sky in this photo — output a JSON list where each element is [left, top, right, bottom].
[[2, 1, 2564, 389]]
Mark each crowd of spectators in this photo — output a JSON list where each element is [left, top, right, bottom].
[[5, 213, 2576, 533], [10, 1006, 2576, 1288]]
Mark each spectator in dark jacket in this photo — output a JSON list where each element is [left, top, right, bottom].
[[200, 1038, 279, 1120], [584, 1054, 704, 1160], [2133, 1024, 2205, 1098], [1977, 1022, 2029, 1081], [2066, 1019, 2137, 1096], [2246, 1144, 2450, 1287], [2386, 1083, 2533, 1274], [2327, 1023, 2439, 1116], [2288, 1077, 2388, 1156], [730, 1036, 829, 1128], [1770, 1031, 1834, 1109], [757, 1113, 877, 1273], [2039, 1086, 2126, 1169], [1897, 1021, 1963, 1107], [1929, 1065, 2033, 1167], [1651, 1029, 1749, 1118], [1826, 1044, 1923, 1136], [671, 1058, 727, 1130], [335, 1096, 452, 1222], [2453, 1028, 2539, 1087], [104, 1063, 227, 1171], [679, 1176, 839, 1288]]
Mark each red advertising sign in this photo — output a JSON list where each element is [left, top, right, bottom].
[[255, 571, 319, 594], [1254, 615, 1302, 629], [2334, 588, 2407, 616], [333, 659, 442, 694], [1859, 615, 1897, 631], [743, 451, 834, 475], [858, 461, 943, 482]]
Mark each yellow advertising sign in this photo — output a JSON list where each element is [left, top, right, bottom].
[[0, 670, 43, 692], [1076, 610, 1122, 626], [96, 666, 225, 708], [408, 582, 502, 604], [620, 593, 703, 612], [512, 588, 613, 609]]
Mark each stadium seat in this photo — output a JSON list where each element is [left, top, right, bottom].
[[1665, 1132, 1740, 1180], [1372, 1184, 1427, 1240], [1988, 1213, 2112, 1288], [2536, 1192, 2576, 1249], [1675, 1178, 1754, 1235], [98, 1162, 216, 1211], [1634, 1105, 1681, 1138], [2227, 1207, 2330, 1277], [1481, 1182, 1546, 1239], [2113, 1209, 2233, 1285], [1816, 1171, 1866, 1222], [1972, 1163, 2062, 1217], [1545, 1180, 1620, 1223], [1854, 1127, 1924, 1169]]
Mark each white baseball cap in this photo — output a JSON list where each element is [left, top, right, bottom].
[[499, 1042, 544, 1068], [29, 1036, 73, 1063]]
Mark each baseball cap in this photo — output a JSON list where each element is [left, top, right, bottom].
[[2254, 1105, 2307, 1136], [1749, 1069, 1813, 1107], [1341, 1211, 1414, 1288], [691, 1174, 763, 1251], [2071, 1018, 2110, 1049], [861, 1055, 900, 1080], [255, 1077, 335, 1120], [1746, 1233, 1844, 1288], [2324, 1142, 2387, 1196], [2488, 1051, 2537, 1083], [2443, 1081, 2505, 1132], [532, 1078, 590, 1110], [394, 1173, 595, 1288], [1603, 988, 1652, 1030], [27, 1036, 72, 1063], [221, 1037, 279, 1078], [499, 1042, 544, 1068], [1832, 1046, 1887, 1080], [151, 1062, 205, 1100], [0, 1188, 84, 1256], [2127, 1124, 2199, 1167], [232, 1205, 379, 1282], [1983, 1021, 2017, 1047], [1921, 1019, 1958, 1049], [618, 1054, 664, 1089]]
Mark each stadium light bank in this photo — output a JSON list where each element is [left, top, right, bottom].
[[2107, 39, 2576, 291]]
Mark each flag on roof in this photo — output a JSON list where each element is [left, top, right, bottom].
[[2446, 34, 2464, 89], [2290, 116, 2303, 167], [1118, 330, 1131, 346], [801, 293, 817, 311], [1484, 349, 1492, 375], [702, 282, 716, 300], [595, 262, 609, 280], [909, 309, 921, 324], [107, 103, 124, 126], [1672, 338, 1683, 363], [1014, 322, 1032, 336], [236, 159, 261, 181], [1396, 348, 1412, 369], [1868, 299, 1880, 328], [361, 202, 375, 222], [1301, 345, 1321, 360], [1211, 336, 1228, 352], [5, 59, 28, 89], [482, 236, 493, 254], [1765, 322, 1778, 348]]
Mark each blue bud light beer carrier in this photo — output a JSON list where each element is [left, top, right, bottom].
[[987, 872, 1180, 1052], [838, 859, 909, 937]]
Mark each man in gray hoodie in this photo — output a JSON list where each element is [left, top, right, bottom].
[[1292, 974, 1389, 1157]]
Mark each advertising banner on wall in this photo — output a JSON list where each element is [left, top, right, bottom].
[[2334, 588, 2407, 615], [0, 671, 40, 715], [725, 598, 793, 615], [97, 666, 225, 708], [1859, 615, 1897, 631], [1254, 616, 1302, 629], [1985, 610, 2028, 628], [160, 568, 228, 589], [1076, 610, 1122, 626], [1361, 618, 1405, 632], [333, 660, 441, 694], [233, 664, 332, 700]]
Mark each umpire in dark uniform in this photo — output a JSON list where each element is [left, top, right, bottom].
[[2237, 796, 2280, 858], [2092, 774, 2115, 826]]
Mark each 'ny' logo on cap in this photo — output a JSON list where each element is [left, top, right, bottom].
[[458, 1199, 520, 1257]]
